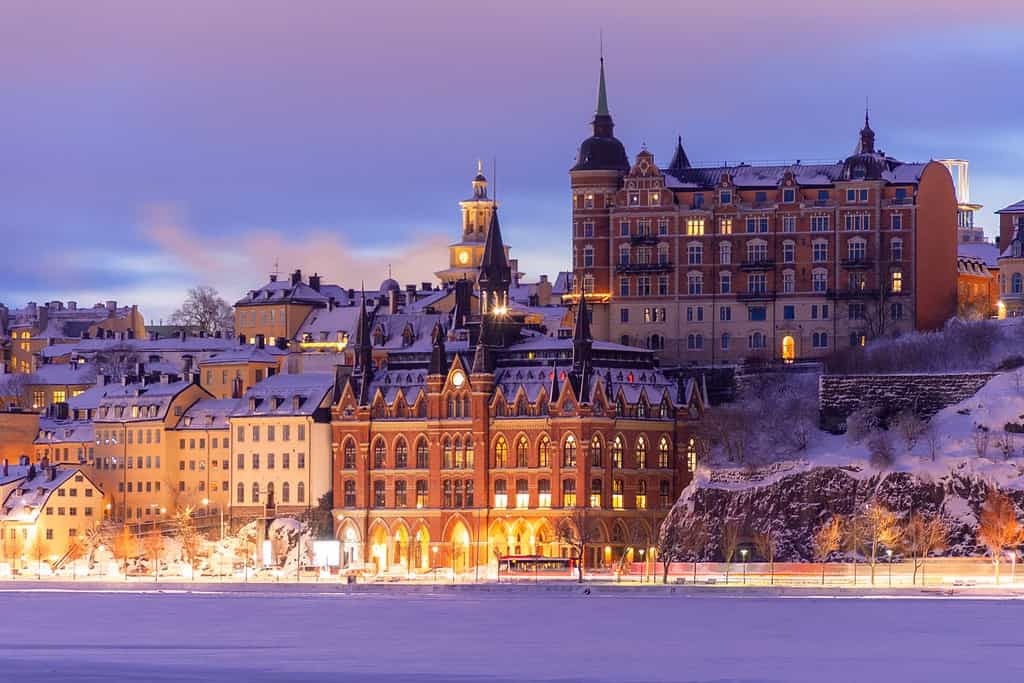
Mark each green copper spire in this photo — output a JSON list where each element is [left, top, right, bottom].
[[596, 57, 609, 116]]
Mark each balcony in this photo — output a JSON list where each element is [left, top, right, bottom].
[[629, 234, 658, 246], [828, 288, 881, 300], [840, 257, 873, 269], [615, 261, 673, 274], [883, 197, 914, 207], [739, 259, 775, 271], [737, 290, 775, 302]]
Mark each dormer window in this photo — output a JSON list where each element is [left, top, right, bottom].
[[783, 188, 795, 203], [719, 190, 732, 205]]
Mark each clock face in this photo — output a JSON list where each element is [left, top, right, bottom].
[[457, 250, 470, 265], [451, 370, 466, 387]]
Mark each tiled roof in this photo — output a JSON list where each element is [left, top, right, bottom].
[[664, 158, 927, 190], [997, 199, 1024, 214], [231, 372, 334, 417], [958, 242, 1000, 269]]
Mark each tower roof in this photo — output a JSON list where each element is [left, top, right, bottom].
[[596, 57, 609, 117], [571, 57, 629, 173], [478, 209, 511, 287], [668, 135, 691, 173], [572, 292, 591, 343]]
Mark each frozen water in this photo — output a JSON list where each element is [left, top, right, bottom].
[[0, 585, 1022, 681]]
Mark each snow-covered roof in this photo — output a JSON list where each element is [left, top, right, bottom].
[[663, 158, 927, 190], [198, 346, 283, 366], [35, 418, 94, 446], [27, 362, 98, 387], [996, 199, 1024, 215], [0, 466, 96, 523], [958, 242, 1000, 269], [95, 378, 201, 423], [175, 398, 237, 430], [232, 372, 334, 418]]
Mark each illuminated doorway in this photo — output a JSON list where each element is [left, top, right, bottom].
[[781, 335, 795, 363]]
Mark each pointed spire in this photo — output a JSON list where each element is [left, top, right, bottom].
[[478, 209, 511, 304], [573, 292, 591, 344], [352, 286, 374, 405], [668, 135, 691, 174], [429, 321, 448, 376], [572, 293, 593, 399], [857, 102, 876, 155], [596, 57, 609, 116]]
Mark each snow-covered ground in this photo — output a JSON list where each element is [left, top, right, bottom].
[[3, 587, 1024, 681]]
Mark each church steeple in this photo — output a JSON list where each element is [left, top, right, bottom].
[[478, 209, 511, 316], [428, 321, 448, 376], [471, 159, 488, 200], [571, 293, 593, 397], [591, 57, 615, 139], [352, 289, 374, 405], [571, 55, 629, 173]]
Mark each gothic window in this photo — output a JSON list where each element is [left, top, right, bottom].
[[562, 434, 577, 468], [373, 438, 387, 468], [395, 438, 408, 468], [658, 436, 671, 468], [415, 437, 429, 468], [590, 435, 603, 467], [636, 436, 648, 469], [494, 436, 508, 468], [516, 436, 529, 468]]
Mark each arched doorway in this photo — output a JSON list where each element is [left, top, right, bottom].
[[781, 335, 796, 363], [393, 525, 409, 569], [448, 520, 471, 574], [368, 523, 389, 574], [413, 527, 430, 572], [488, 520, 511, 562], [338, 522, 361, 568]]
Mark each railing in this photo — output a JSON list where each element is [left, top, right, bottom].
[[629, 234, 658, 246], [739, 259, 774, 271], [737, 291, 775, 301], [615, 262, 673, 274], [828, 288, 881, 299], [840, 258, 873, 269]]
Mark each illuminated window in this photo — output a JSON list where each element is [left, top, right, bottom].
[[562, 435, 577, 467], [590, 435, 603, 467], [416, 480, 427, 508], [538, 479, 551, 508], [516, 436, 529, 467], [494, 479, 508, 508], [562, 479, 576, 507], [538, 436, 551, 467], [590, 479, 602, 508], [686, 438, 698, 472], [515, 479, 529, 509], [52, 390, 66, 404], [493, 436, 508, 468], [658, 437, 671, 468], [636, 481, 648, 509], [719, 217, 733, 235], [635, 437, 647, 469], [891, 270, 903, 293], [612, 479, 624, 509], [611, 436, 623, 468], [686, 218, 705, 236]]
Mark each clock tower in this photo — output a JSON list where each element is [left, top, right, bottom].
[[435, 161, 505, 286]]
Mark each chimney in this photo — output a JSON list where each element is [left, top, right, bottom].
[[191, 371, 201, 385], [127, 328, 135, 340], [48, 465, 57, 482], [309, 273, 321, 291], [231, 376, 243, 399], [67, 301, 77, 311], [160, 373, 170, 384], [275, 337, 288, 350], [421, 282, 431, 292], [106, 300, 117, 313], [291, 269, 302, 286], [183, 355, 194, 375], [347, 288, 355, 300], [269, 273, 277, 283], [256, 334, 265, 349], [388, 289, 399, 314], [406, 284, 417, 296], [2, 459, 7, 477]]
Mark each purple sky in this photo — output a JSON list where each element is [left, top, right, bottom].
[[2, 1, 1022, 322]]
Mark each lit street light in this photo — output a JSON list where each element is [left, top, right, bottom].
[[432, 545, 439, 583], [887, 549, 894, 586], [740, 549, 748, 585]]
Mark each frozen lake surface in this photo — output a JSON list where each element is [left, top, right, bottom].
[[3, 585, 1024, 682]]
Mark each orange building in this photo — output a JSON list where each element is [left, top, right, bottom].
[[569, 58, 958, 363], [331, 212, 704, 575]]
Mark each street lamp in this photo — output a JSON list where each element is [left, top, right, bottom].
[[638, 548, 646, 583], [432, 545, 438, 583], [886, 549, 893, 586], [740, 549, 748, 585]]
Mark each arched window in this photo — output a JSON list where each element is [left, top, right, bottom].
[[562, 434, 577, 468], [494, 436, 508, 468], [373, 438, 387, 468], [686, 437, 698, 472], [636, 480, 648, 509], [297, 481, 305, 503], [454, 436, 464, 468], [343, 480, 356, 507], [395, 480, 407, 507], [343, 439, 356, 469], [590, 435, 603, 467], [266, 482, 275, 506], [252, 483, 260, 504], [464, 436, 474, 468], [516, 436, 529, 468], [416, 437, 429, 468], [442, 437, 453, 469], [611, 436, 624, 468], [538, 435, 551, 467], [1014, 273, 1022, 295], [282, 482, 290, 503], [636, 436, 648, 469], [658, 436, 671, 468], [236, 482, 244, 503], [462, 395, 471, 417], [590, 478, 602, 507], [637, 399, 649, 418], [515, 396, 528, 417], [395, 438, 408, 468], [612, 479, 624, 509]]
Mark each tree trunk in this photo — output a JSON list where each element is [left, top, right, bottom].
[[693, 560, 697, 584], [577, 545, 585, 584], [820, 561, 825, 585], [662, 560, 670, 584], [994, 557, 1000, 585], [870, 543, 877, 586]]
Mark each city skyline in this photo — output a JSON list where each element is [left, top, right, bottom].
[[3, 0, 1022, 320]]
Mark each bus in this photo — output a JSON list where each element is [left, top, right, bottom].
[[497, 555, 576, 578]]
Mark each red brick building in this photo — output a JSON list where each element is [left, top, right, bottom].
[[570, 59, 959, 364], [332, 211, 704, 575]]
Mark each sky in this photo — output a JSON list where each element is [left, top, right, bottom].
[[2, 0, 1022, 323]]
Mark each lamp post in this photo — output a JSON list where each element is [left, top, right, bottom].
[[886, 549, 893, 587], [432, 545, 438, 583], [740, 549, 748, 585], [638, 548, 646, 584]]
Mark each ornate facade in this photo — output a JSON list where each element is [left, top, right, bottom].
[[332, 210, 704, 574], [570, 59, 958, 364]]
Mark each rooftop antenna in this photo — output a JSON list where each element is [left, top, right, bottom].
[[272, 257, 280, 277], [492, 156, 497, 204]]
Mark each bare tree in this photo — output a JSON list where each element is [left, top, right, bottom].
[[0, 373, 28, 408], [923, 421, 943, 462], [658, 517, 705, 584], [903, 513, 947, 586], [174, 506, 201, 573], [94, 341, 140, 379], [698, 407, 750, 464], [720, 521, 741, 584], [813, 516, 844, 585], [555, 508, 598, 584], [143, 529, 165, 577], [850, 501, 902, 585], [977, 490, 1024, 584], [171, 285, 234, 336], [753, 526, 778, 585], [973, 424, 991, 459], [893, 410, 927, 450], [867, 431, 895, 469]]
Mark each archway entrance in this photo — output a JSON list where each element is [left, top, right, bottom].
[[413, 527, 430, 571], [339, 524, 360, 568], [368, 524, 389, 573], [781, 335, 795, 363], [393, 526, 409, 569], [449, 520, 471, 574]]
